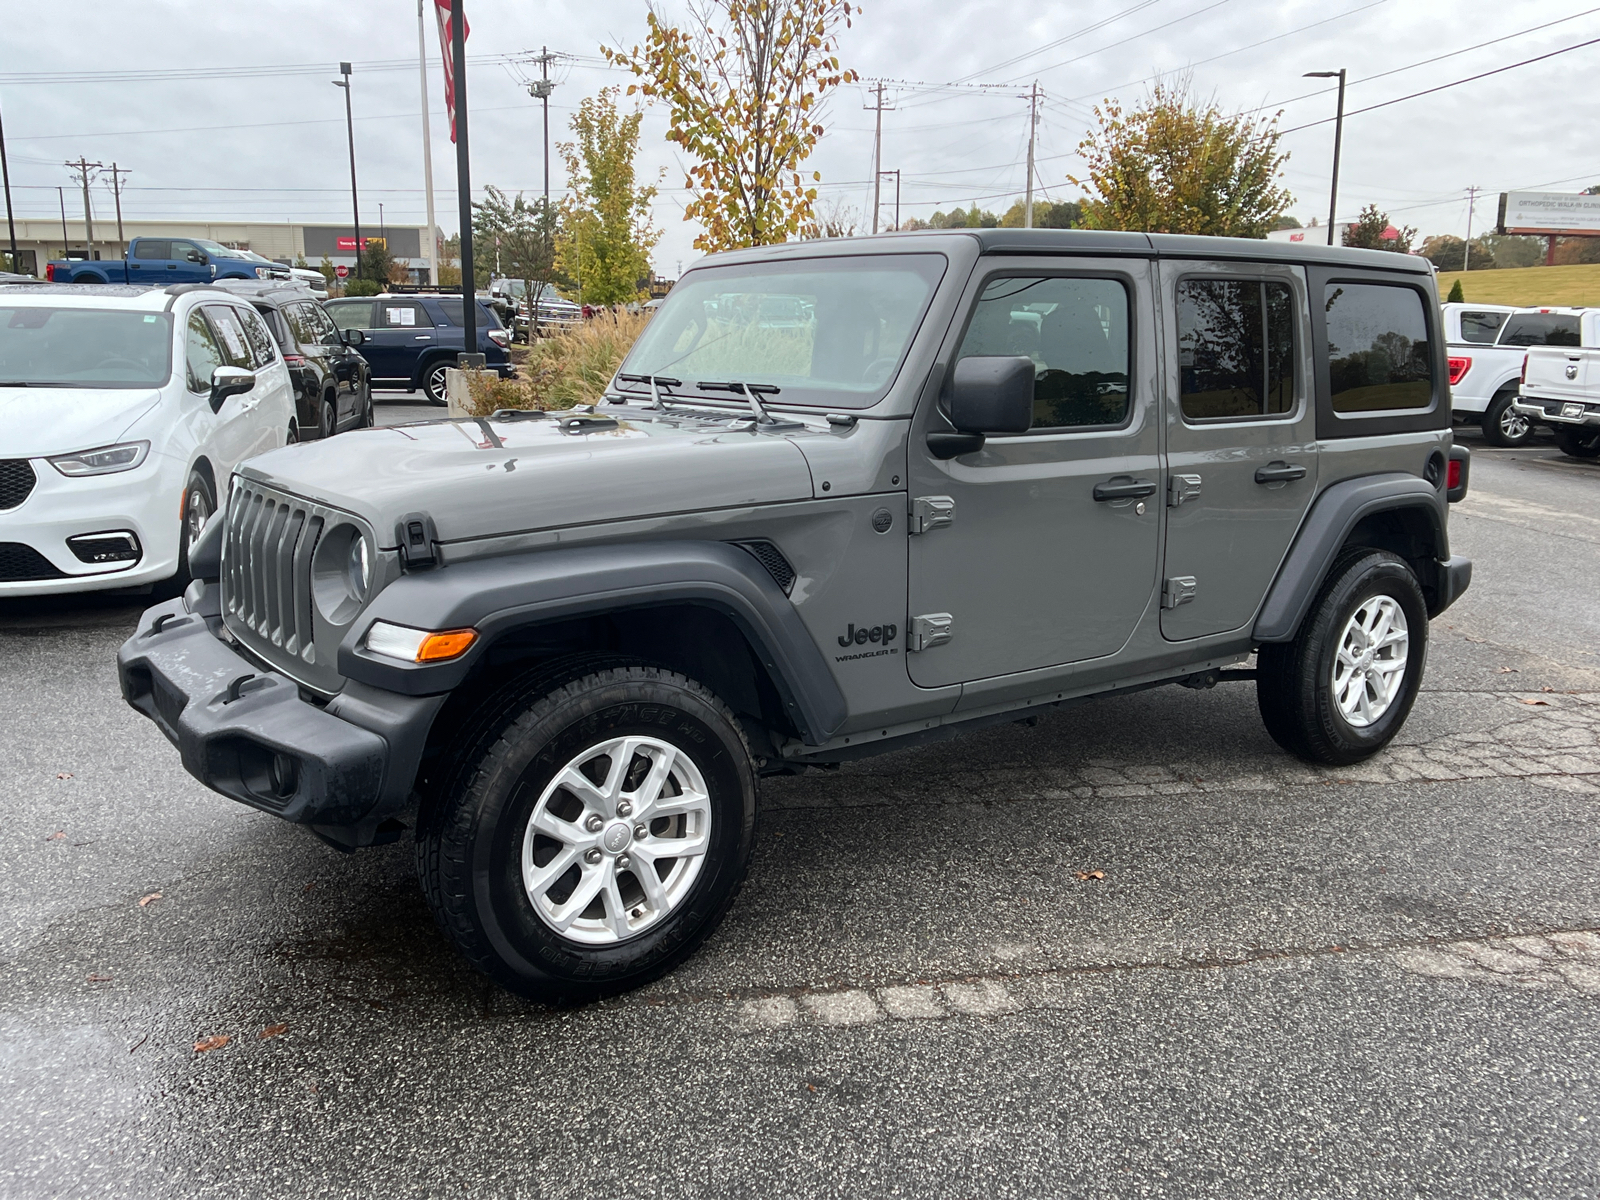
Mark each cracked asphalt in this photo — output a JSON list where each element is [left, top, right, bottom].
[[4, 413, 1600, 1199]]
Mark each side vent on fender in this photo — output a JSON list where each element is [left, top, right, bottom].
[[729, 540, 796, 596]]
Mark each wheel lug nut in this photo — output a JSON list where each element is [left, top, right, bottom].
[[584, 814, 604, 833], [584, 848, 602, 864], [616, 801, 633, 818], [617, 853, 631, 869], [634, 823, 648, 840]]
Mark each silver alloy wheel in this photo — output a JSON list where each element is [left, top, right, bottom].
[[521, 735, 713, 946], [184, 486, 211, 556], [1498, 404, 1530, 441], [1332, 595, 1409, 728], [426, 362, 450, 404]]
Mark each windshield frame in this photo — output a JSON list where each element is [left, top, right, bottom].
[[612, 252, 949, 411], [0, 305, 175, 389]]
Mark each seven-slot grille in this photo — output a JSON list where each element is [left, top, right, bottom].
[[0, 460, 36, 510], [223, 480, 330, 667]]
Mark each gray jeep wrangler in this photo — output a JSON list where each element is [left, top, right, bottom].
[[119, 230, 1472, 1002]]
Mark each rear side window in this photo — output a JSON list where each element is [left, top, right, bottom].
[[282, 303, 318, 347], [954, 275, 1130, 429], [1499, 313, 1581, 347], [184, 309, 225, 392], [235, 305, 278, 368], [203, 305, 254, 370], [1324, 283, 1433, 412], [1176, 279, 1295, 420], [132, 240, 171, 260], [326, 301, 374, 331], [434, 299, 503, 329], [1457, 310, 1507, 344]]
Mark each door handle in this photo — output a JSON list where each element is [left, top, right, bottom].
[[414, 335, 432, 341], [1092, 477, 1157, 502], [1254, 461, 1307, 484]]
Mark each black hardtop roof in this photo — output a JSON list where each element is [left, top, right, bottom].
[[700, 227, 1433, 275]]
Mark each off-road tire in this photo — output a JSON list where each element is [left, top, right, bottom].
[[414, 662, 758, 1004], [1257, 549, 1429, 765], [1482, 388, 1533, 448], [1553, 424, 1600, 459]]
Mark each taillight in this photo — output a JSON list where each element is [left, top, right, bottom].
[[282, 353, 307, 367], [44, 263, 55, 281], [1447, 356, 1470, 386], [1447, 459, 1462, 491]]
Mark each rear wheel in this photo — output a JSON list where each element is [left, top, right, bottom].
[[1553, 424, 1600, 459], [1482, 389, 1533, 447], [317, 393, 337, 439], [415, 663, 757, 1003], [422, 359, 452, 406], [356, 374, 374, 427], [1257, 549, 1428, 765]]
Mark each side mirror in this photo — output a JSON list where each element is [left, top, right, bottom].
[[928, 355, 1035, 459], [342, 328, 366, 347], [209, 365, 256, 413]]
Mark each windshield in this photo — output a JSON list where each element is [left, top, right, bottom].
[[0, 307, 173, 387], [616, 254, 946, 409], [196, 239, 244, 260]]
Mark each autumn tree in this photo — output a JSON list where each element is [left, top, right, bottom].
[[474, 186, 565, 332], [606, 0, 858, 250], [1344, 204, 1416, 254], [1070, 81, 1292, 238], [555, 88, 661, 306]]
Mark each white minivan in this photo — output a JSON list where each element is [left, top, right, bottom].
[[0, 282, 297, 596]]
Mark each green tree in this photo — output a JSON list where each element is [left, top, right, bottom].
[[999, 199, 1081, 228], [1070, 81, 1292, 237], [556, 88, 661, 306], [475, 186, 567, 332], [318, 254, 336, 286], [1272, 214, 1302, 230], [358, 238, 395, 285], [606, 0, 858, 250], [1420, 234, 1467, 272], [1343, 204, 1416, 254], [293, 253, 310, 269], [1446, 278, 1465, 303]]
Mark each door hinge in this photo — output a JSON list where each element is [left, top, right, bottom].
[[1168, 473, 1202, 507], [909, 495, 956, 535], [1162, 577, 1197, 609], [908, 613, 954, 652]]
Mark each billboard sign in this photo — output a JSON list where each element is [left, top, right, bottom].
[[335, 236, 386, 252], [1498, 191, 1600, 236]]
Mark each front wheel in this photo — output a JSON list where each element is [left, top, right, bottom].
[[415, 663, 757, 1003], [421, 359, 452, 406], [1553, 424, 1600, 459], [1482, 389, 1534, 447], [1257, 549, 1429, 765]]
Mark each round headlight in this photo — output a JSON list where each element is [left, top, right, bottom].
[[347, 535, 371, 600]]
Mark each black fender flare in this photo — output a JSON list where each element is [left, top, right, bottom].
[[336, 540, 848, 745], [1254, 472, 1448, 643]]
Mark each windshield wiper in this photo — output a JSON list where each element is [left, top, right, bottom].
[[695, 380, 801, 428], [616, 373, 682, 410]]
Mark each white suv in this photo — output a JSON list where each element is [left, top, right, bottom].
[[0, 282, 296, 596]]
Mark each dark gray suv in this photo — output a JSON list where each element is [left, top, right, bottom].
[[119, 229, 1471, 1004]]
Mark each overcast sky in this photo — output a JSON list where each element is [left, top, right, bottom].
[[3, 0, 1597, 274]]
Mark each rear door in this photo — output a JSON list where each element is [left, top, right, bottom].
[[1158, 259, 1317, 642], [906, 257, 1162, 688], [125, 239, 170, 284], [183, 307, 257, 475], [366, 299, 433, 382]]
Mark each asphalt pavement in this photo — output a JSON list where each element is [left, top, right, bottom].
[[3, 415, 1599, 1199]]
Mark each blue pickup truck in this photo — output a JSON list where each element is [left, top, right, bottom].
[[46, 236, 278, 285]]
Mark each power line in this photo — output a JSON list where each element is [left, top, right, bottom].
[[996, 0, 1237, 86], [949, 0, 1167, 84], [1278, 35, 1600, 134]]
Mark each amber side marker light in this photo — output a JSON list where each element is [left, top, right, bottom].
[[365, 621, 478, 663]]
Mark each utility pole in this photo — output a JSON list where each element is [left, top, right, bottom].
[[865, 82, 893, 234], [1463, 185, 1480, 272], [333, 63, 362, 280], [417, 0, 438, 284], [451, 0, 477, 359], [1303, 69, 1346, 246], [107, 162, 130, 261], [877, 170, 901, 231], [528, 48, 557, 213], [66, 157, 102, 258], [0, 96, 17, 272], [1024, 81, 1040, 228]]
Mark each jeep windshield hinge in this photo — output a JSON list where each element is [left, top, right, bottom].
[[1163, 576, 1198, 609], [1168, 473, 1202, 507], [908, 613, 954, 652], [909, 495, 956, 534]]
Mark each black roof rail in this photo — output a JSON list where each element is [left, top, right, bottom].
[[164, 282, 222, 297]]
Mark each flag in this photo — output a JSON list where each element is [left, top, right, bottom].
[[434, 0, 470, 144]]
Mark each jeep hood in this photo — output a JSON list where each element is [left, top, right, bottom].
[[237, 410, 817, 548]]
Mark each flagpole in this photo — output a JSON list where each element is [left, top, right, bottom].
[[417, 0, 438, 284]]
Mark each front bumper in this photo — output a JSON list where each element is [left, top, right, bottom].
[[1515, 396, 1600, 427], [117, 590, 445, 848]]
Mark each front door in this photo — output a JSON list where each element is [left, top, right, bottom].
[[907, 258, 1162, 689], [1158, 260, 1318, 641]]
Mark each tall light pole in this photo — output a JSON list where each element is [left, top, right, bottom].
[[0, 96, 17, 272], [1304, 69, 1346, 246], [451, 0, 477, 361], [417, 0, 438, 284], [333, 62, 362, 280]]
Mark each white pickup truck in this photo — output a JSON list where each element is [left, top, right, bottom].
[[1444, 302, 1525, 445], [1513, 308, 1600, 459]]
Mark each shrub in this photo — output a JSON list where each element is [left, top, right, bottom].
[[464, 310, 651, 416], [1446, 278, 1465, 303], [343, 278, 383, 297]]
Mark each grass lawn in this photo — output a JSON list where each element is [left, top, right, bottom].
[[1436, 262, 1600, 307]]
